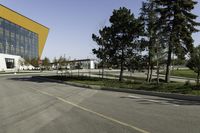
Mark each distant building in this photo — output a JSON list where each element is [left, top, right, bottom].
[[0, 4, 49, 71], [67, 59, 96, 69], [51, 59, 97, 70]]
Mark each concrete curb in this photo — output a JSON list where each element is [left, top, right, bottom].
[[101, 88, 200, 102], [34, 76, 200, 102]]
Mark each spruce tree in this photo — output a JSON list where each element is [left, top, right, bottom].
[[93, 7, 143, 81], [92, 26, 112, 78], [109, 7, 143, 81], [187, 46, 200, 85], [154, 0, 200, 83], [140, 0, 159, 82]]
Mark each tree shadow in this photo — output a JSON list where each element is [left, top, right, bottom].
[[7, 76, 61, 84]]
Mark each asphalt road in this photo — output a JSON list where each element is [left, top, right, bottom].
[[0, 75, 200, 133]]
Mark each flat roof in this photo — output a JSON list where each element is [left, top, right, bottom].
[[0, 4, 49, 30]]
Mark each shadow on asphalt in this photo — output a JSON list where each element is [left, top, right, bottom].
[[120, 96, 200, 106], [7, 76, 59, 84]]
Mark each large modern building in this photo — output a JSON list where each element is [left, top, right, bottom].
[[0, 4, 49, 71]]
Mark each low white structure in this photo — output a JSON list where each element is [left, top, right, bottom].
[[90, 60, 95, 69], [68, 59, 96, 69], [0, 53, 34, 72]]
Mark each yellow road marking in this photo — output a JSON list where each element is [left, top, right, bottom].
[[32, 88, 150, 133]]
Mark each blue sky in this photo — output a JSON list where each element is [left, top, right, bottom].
[[0, 0, 200, 60]]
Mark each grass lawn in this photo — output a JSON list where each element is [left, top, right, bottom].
[[92, 73, 147, 81], [160, 69, 197, 79], [43, 75, 200, 96]]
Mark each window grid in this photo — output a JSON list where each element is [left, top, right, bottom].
[[0, 17, 39, 59]]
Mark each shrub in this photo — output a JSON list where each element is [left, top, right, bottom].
[[184, 80, 192, 86]]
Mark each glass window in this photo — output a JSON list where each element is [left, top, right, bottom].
[[5, 58, 15, 69], [0, 17, 39, 59]]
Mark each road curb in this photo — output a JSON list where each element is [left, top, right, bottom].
[[34, 76, 200, 102], [101, 88, 200, 102]]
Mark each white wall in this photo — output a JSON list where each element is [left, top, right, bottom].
[[90, 60, 95, 69], [0, 53, 34, 72]]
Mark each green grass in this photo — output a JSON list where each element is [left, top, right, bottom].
[[43, 75, 200, 96], [160, 69, 197, 79], [92, 73, 147, 81]]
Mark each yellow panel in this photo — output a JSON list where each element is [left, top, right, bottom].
[[0, 4, 49, 58]]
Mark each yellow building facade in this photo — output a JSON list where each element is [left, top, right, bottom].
[[0, 4, 49, 59]]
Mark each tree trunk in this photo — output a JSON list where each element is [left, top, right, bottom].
[[102, 60, 104, 79], [156, 60, 160, 85], [149, 64, 153, 82], [165, 43, 172, 83], [147, 49, 152, 82], [165, 17, 176, 83], [119, 64, 124, 82], [147, 38, 153, 83], [156, 42, 160, 85], [102, 45, 105, 79], [146, 59, 150, 82], [197, 72, 200, 86], [119, 50, 124, 82]]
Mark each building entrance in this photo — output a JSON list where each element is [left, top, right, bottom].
[[5, 58, 14, 69]]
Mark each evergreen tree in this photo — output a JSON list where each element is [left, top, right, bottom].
[[42, 57, 51, 70], [187, 46, 200, 85], [140, 0, 159, 82], [92, 26, 112, 78], [58, 56, 67, 70], [154, 0, 200, 82], [109, 7, 143, 81], [30, 58, 39, 67], [93, 7, 143, 81], [52, 57, 58, 70]]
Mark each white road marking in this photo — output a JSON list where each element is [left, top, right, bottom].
[[30, 88, 150, 133], [127, 95, 180, 107], [127, 95, 141, 99], [146, 99, 160, 103], [145, 99, 179, 106], [173, 104, 180, 107]]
